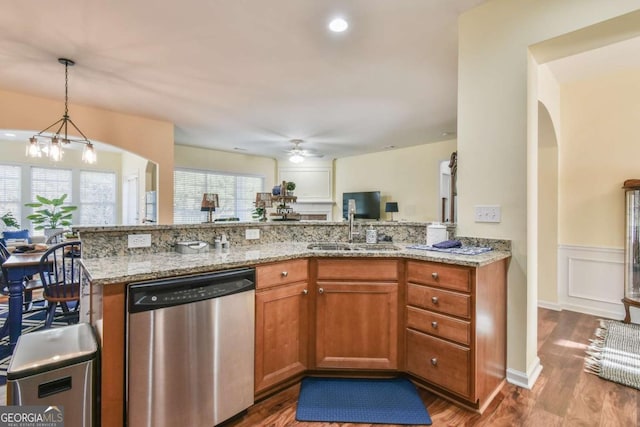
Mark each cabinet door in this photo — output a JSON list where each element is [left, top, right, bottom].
[[315, 282, 398, 369], [255, 282, 310, 393]]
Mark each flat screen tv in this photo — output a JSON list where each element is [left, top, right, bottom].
[[342, 191, 381, 220]]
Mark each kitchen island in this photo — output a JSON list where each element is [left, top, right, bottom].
[[77, 224, 510, 426]]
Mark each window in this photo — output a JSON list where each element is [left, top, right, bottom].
[[31, 167, 73, 204], [79, 171, 117, 225], [2, 165, 119, 233], [0, 165, 21, 224], [174, 169, 264, 223], [29, 167, 73, 234]]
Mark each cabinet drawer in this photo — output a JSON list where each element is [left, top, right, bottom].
[[406, 329, 471, 398], [256, 259, 308, 289], [407, 306, 470, 345], [407, 261, 471, 292], [407, 283, 470, 319], [316, 258, 398, 281]]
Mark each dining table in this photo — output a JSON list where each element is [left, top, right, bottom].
[[0, 252, 49, 350]]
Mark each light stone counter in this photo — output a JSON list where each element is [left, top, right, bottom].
[[81, 241, 511, 286]]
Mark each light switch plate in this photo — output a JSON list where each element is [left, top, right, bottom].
[[245, 229, 260, 240], [474, 205, 501, 223], [128, 234, 152, 248]]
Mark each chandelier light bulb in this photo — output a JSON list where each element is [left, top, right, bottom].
[[26, 137, 42, 158], [49, 137, 63, 162], [82, 142, 97, 164]]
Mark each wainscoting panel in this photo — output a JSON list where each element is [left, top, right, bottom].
[[557, 245, 627, 320]]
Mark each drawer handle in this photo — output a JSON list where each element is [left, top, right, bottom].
[[281, 271, 288, 277], [318, 287, 324, 294], [431, 358, 438, 366], [431, 296, 439, 304], [431, 321, 438, 329], [431, 272, 438, 279], [302, 289, 308, 295]]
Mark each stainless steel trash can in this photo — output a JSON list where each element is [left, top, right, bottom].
[[6, 323, 99, 427]]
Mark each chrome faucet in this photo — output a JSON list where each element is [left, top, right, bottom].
[[348, 199, 359, 243]]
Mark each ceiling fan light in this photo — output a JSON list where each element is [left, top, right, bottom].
[[289, 154, 305, 163]]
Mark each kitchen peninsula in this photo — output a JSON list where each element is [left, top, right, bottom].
[[77, 222, 510, 426]]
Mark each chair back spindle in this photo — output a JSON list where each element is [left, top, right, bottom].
[[38, 241, 82, 327]]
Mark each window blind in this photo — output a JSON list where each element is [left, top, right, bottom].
[[174, 169, 264, 223], [0, 164, 22, 223], [79, 170, 117, 225], [31, 167, 73, 203]]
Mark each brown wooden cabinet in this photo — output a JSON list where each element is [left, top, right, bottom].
[[405, 259, 508, 412], [315, 258, 399, 370], [254, 259, 310, 394]]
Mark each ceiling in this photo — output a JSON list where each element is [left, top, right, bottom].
[[0, 0, 488, 161], [546, 36, 640, 83]]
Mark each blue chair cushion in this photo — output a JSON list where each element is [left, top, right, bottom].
[[1, 229, 31, 246]]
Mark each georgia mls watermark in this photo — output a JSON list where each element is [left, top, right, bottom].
[[0, 406, 64, 427]]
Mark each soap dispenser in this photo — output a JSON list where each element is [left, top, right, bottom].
[[220, 233, 229, 251]]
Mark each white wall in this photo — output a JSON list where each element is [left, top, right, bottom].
[[334, 140, 456, 222], [553, 68, 640, 320], [458, 0, 640, 387], [174, 144, 277, 189]]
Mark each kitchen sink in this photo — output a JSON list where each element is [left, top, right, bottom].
[[351, 243, 400, 251], [306, 243, 352, 251], [306, 242, 400, 251]]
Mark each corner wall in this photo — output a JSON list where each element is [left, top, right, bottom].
[[458, 0, 640, 387]]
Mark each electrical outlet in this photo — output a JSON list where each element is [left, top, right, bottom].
[[245, 229, 260, 240], [474, 205, 501, 223], [128, 234, 152, 248]]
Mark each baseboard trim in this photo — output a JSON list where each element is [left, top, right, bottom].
[[560, 302, 622, 321], [537, 300, 562, 311], [506, 357, 542, 390]]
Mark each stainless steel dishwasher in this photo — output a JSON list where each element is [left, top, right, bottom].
[[126, 268, 255, 427]]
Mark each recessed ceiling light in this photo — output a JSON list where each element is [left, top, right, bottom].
[[4, 132, 16, 137], [328, 17, 349, 33]]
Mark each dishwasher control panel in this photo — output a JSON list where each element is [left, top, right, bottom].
[[128, 268, 255, 312]]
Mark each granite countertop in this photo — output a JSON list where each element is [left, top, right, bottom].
[[81, 242, 511, 286]]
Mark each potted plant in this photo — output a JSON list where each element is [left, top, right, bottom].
[[25, 194, 78, 238], [1, 211, 20, 229], [286, 181, 296, 196]]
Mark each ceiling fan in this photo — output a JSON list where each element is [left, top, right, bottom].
[[285, 139, 324, 163]]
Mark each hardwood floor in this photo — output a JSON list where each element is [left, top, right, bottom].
[[226, 308, 640, 427]]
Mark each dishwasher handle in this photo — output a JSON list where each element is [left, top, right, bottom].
[[128, 268, 255, 313]]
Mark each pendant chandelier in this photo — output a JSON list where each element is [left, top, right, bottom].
[[26, 58, 97, 164]]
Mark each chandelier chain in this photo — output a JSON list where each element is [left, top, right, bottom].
[[64, 60, 69, 118]]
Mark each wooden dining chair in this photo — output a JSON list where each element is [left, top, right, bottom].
[[38, 241, 82, 328], [45, 230, 67, 245]]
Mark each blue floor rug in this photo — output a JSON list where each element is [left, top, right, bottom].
[[296, 377, 432, 425], [0, 302, 68, 385]]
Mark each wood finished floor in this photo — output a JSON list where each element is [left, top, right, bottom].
[[226, 308, 640, 427]]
